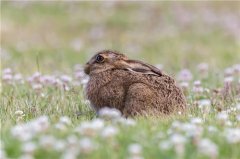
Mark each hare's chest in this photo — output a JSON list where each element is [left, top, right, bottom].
[[98, 83, 125, 110], [86, 74, 126, 111]]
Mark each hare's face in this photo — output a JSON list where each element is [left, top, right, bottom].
[[84, 50, 127, 75]]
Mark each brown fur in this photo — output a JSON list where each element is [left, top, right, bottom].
[[84, 50, 186, 117]]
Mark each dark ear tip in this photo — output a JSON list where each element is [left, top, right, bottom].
[[157, 70, 163, 76]]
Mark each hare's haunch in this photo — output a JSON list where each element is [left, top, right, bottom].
[[84, 50, 186, 117]]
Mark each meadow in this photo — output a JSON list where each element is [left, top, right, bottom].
[[1, 2, 240, 159]]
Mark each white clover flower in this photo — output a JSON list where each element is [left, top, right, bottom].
[[11, 116, 50, 141], [225, 120, 232, 126], [3, 68, 12, 74], [22, 142, 36, 154], [170, 134, 187, 145], [11, 125, 33, 141], [177, 69, 193, 82], [59, 116, 71, 125], [67, 135, 79, 147], [14, 73, 24, 83], [125, 118, 137, 126], [204, 88, 210, 93], [54, 78, 64, 89], [198, 99, 211, 114], [181, 123, 203, 137], [224, 128, 240, 144], [75, 119, 104, 136], [27, 76, 34, 83], [60, 75, 72, 83], [190, 117, 203, 125], [101, 126, 118, 138], [197, 63, 209, 72], [19, 154, 34, 159], [32, 72, 41, 79], [81, 77, 89, 85], [236, 114, 240, 121], [15, 110, 24, 116], [0, 140, 4, 150], [32, 72, 41, 77], [74, 71, 85, 79], [29, 72, 41, 83], [226, 108, 231, 114], [224, 76, 234, 83], [55, 123, 67, 131], [117, 118, 136, 126], [193, 80, 201, 87], [54, 140, 66, 151], [159, 140, 172, 150], [0, 141, 6, 159], [236, 103, 240, 110], [63, 85, 70, 91], [224, 67, 234, 77], [179, 81, 189, 89], [192, 80, 204, 93], [171, 121, 182, 130], [198, 99, 211, 107], [61, 145, 80, 159], [216, 111, 228, 121], [39, 135, 56, 149], [91, 118, 105, 129], [98, 107, 122, 120], [233, 64, 240, 74], [198, 138, 218, 158], [79, 138, 96, 154], [208, 126, 218, 133], [128, 143, 142, 156], [193, 87, 204, 93], [127, 156, 144, 159], [31, 116, 49, 133], [61, 150, 78, 159], [230, 107, 237, 112], [40, 75, 56, 85], [2, 74, 13, 83], [0, 150, 6, 159], [32, 83, 43, 91]]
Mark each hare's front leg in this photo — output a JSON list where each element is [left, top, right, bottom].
[[123, 83, 156, 117]]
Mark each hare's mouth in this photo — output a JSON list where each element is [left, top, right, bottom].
[[84, 64, 90, 75]]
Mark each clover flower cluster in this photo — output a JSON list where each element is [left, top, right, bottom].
[[2, 65, 88, 93], [1, 63, 240, 159], [3, 108, 137, 159], [2, 102, 239, 159]]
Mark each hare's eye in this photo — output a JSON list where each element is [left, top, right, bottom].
[[95, 55, 104, 63]]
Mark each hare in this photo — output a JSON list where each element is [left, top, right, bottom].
[[84, 50, 186, 117]]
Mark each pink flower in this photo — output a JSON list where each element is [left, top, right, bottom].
[[177, 69, 193, 82]]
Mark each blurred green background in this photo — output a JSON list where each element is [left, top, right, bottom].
[[1, 1, 240, 74]]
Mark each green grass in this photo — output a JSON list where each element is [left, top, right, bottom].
[[1, 2, 240, 159]]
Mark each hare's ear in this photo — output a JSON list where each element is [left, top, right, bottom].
[[126, 60, 163, 76]]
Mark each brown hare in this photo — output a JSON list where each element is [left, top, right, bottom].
[[84, 50, 186, 117]]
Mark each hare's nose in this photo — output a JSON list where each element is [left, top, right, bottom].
[[84, 63, 90, 75]]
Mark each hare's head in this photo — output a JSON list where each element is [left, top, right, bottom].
[[84, 50, 163, 76], [84, 50, 128, 75]]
